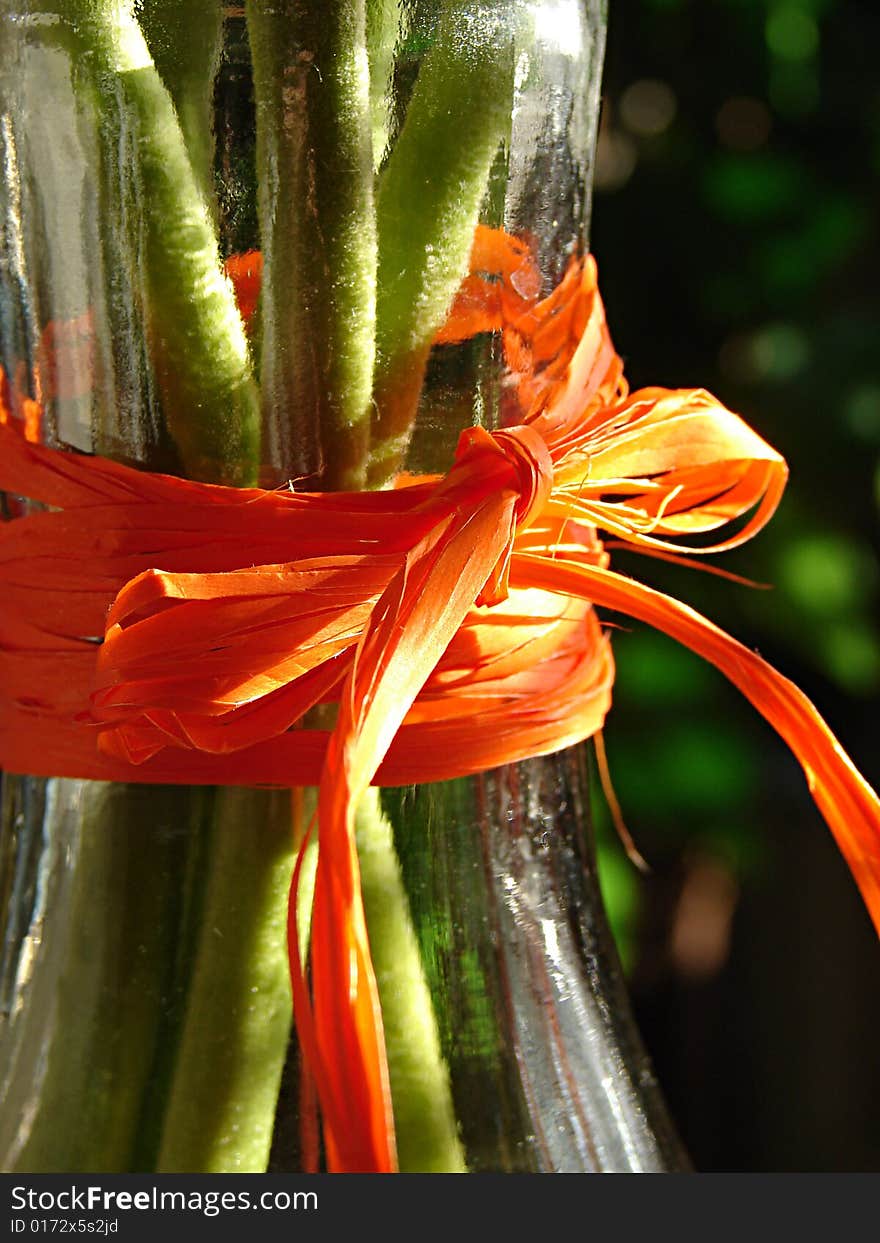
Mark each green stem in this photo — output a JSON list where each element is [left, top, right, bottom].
[[3, 4, 290, 1175], [80, 6, 288, 1170], [6, 0, 516, 1176], [138, 0, 225, 209], [66, 0, 260, 485], [366, 0, 402, 167], [7, 785, 206, 1172], [246, 0, 376, 489], [356, 789, 466, 1173], [155, 790, 295, 1172], [368, 0, 518, 484]]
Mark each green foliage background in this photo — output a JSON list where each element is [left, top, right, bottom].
[[593, 0, 880, 1170]]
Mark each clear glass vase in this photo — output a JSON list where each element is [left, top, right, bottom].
[[0, 0, 687, 1173], [380, 751, 687, 1172]]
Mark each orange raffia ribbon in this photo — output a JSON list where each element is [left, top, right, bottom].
[[2, 228, 879, 1172]]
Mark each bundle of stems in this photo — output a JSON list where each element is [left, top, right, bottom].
[[3, 0, 532, 1173]]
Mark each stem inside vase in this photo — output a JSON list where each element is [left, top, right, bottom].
[[0, 0, 688, 1175]]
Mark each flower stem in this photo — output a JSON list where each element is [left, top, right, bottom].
[[5, 784, 207, 1171], [356, 788, 466, 1172], [368, 0, 518, 483], [75, 6, 295, 1170], [246, 0, 376, 490], [366, 0, 401, 167], [137, 0, 225, 210], [65, 0, 261, 485], [2, 4, 293, 1175], [155, 790, 295, 1173]]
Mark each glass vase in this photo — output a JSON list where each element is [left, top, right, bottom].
[[0, 0, 687, 1173]]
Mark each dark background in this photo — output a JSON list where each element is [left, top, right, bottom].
[[591, 0, 880, 1171]]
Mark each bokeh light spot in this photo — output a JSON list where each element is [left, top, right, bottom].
[[719, 333, 755, 384], [716, 96, 773, 151], [769, 62, 820, 116], [747, 322, 809, 381], [595, 128, 638, 191], [821, 621, 880, 695], [612, 724, 757, 816], [844, 385, 880, 443], [719, 324, 810, 384], [616, 632, 714, 707], [765, 6, 819, 61], [703, 153, 806, 223], [595, 843, 640, 974], [778, 533, 877, 617], [619, 79, 677, 137], [670, 854, 739, 981]]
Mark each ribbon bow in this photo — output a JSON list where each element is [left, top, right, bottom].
[[1, 233, 878, 1172]]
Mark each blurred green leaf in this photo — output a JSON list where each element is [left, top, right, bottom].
[[703, 153, 808, 224], [821, 620, 880, 695], [765, 6, 819, 61], [614, 631, 715, 708], [776, 532, 877, 617], [845, 384, 880, 443], [607, 722, 759, 819], [596, 839, 641, 975]]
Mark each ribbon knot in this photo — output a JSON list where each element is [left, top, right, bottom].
[[490, 425, 554, 527], [444, 424, 554, 608], [449, 423, 554, 528]]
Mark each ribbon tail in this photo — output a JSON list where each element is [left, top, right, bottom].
[[512, 554, 880, 935], [292, 494, 519, 1173]]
